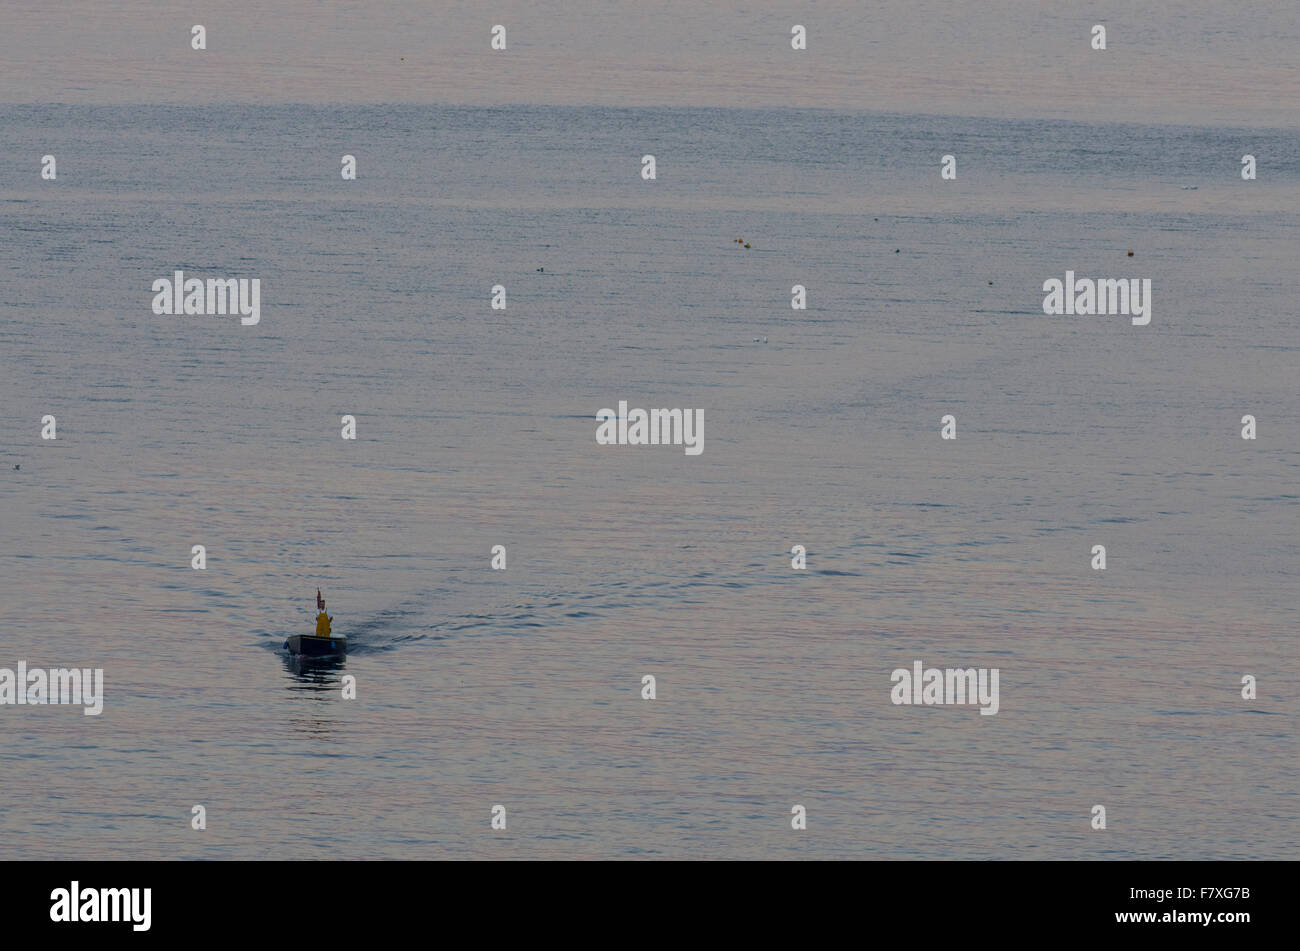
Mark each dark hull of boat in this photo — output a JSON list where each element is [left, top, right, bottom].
[[286, 634, 347, 656]]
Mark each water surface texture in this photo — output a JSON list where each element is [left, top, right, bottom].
[[1, 5, 1297, 860]]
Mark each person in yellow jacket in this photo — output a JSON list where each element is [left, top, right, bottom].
[[314, 588, 332, 637]]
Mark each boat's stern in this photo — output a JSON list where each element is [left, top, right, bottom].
[[286, 634, 347, 656]]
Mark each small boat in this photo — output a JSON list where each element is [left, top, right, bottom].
[[285, 632, 347, 657], [284, 588, 346, 656]]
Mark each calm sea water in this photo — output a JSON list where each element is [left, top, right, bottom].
[[1, 103, 1297, 858]]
